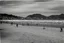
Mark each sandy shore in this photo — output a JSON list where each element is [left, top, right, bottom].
[[0, 23, 64, 43]]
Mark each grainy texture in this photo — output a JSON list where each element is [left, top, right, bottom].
[[0, 23, 64, 43]]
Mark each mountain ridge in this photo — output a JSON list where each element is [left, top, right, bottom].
[[0, 13, 64, 20]]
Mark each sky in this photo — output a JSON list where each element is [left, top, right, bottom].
[[0, 0, 64, 17]]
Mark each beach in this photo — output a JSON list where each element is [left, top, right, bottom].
[[0, 23, 64, 43]]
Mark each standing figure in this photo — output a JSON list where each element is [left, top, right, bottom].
[[11, 22, 13, 25], [43, 27, 45, 30], [60, 28, 63, 32], [16, 24, 18, 27], [0, 21, 2, 24]]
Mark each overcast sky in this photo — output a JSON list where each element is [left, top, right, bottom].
[[0, 0, 64, 17]]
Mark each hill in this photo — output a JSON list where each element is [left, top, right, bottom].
[[25, 13, 64, 20], [25, 14, 46, 20], [0, 13, 64, 20], [47, 13, 64, 20], [0, 13, 24, 20]]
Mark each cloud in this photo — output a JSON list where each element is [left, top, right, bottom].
[[50, 6, 64, 14], [35, 0, 52, 2], [0, 1, 23, 6], [1, 2, 57, 13], [0, 0, 64, 16], [0, 0, 35, 1], [0, 0, 51, 2]]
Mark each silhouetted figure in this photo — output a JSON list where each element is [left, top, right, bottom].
[[16, 24, 18, 27], [11, 22, 13, 25], [0, 21, 3, 24], [27, 23, 29, 26], [60, 28, 63, 32], [43, 27, 45, 29]]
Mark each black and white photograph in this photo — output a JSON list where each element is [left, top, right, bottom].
[[0, 0, 64, 43]]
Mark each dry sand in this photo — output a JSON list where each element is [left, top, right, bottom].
[[0, 23, 64, 43]]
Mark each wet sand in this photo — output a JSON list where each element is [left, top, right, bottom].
[[0, 23, 64, 43]]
